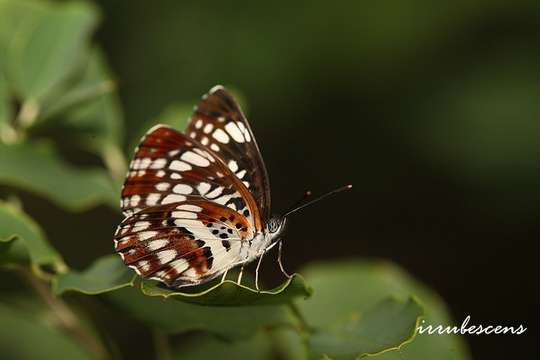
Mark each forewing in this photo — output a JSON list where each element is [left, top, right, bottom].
[[121, 125, 262, 230], [186, 85, 271, 221], [114, 200, 253, 287]]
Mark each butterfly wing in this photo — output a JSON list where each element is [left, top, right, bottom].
[[117, 124, 262, 287], [186, 85, 272, 222], [114, 200, 252, 287]]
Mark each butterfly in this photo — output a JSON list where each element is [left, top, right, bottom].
[[114, 85, 350, 290]]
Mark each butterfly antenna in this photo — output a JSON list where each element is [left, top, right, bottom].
[[283, 190, 312, 215], [283, 184, 352, 218]]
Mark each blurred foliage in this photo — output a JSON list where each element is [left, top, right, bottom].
[[0, 201, 65, 275], [0, 0, 487, 359]]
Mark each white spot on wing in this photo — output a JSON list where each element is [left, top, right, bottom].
[[138, 260, 150, 272], [146, 194, 160, 206], [173, 184, 193, 194], [181, 151, 210, 167], [147, 239, 169, 251], [162, 194, 187, 204], [228, 160, 238, 172], [210, 85, 224, 93], [210, 143, 220, 152], [170, 172, 182, 179], [140, 158, 152, 169], [225, 122, 245, 142], [172, 211, 198, 219], [170, 160, 192, 171], [197, 182, 211, 194], [130, 195, 141, 207], [139, 231, 158, 241], [237, 122, 246, 133], [236, 169, 247, 179], [156, 182, 170, 191], [195, 119, 203, 129], [212, 128, 230, 143], [205, 186, 223, 198], [157, 249, 177, 264], [176, 204, 202, 212], [203, 123, 213, 134], [133, 221, 151, 231], [170, 258, 189, 273], [150, 158, 167, 169]]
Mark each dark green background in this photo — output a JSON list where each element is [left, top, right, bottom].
[[21, 1, 538, 358]]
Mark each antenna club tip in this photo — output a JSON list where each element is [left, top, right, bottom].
[[346, 184, 353, 189], [305, 190, 312, 196]]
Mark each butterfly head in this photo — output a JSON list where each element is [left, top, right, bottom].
[[265, 215, 287, 243]]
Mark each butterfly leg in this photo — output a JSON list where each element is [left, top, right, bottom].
[[278, 240, 292, 278], [255, 251, 265, 291], [237, 265, 245, 285], [220, 268, 229, 283]]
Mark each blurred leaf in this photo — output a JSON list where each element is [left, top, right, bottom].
[[0, 201, 65, 274], [128, 102, 193, 153], [171, 331, 277, 360], [406, 50, 540, 209], [309, 297, 422, 359], [140, 273, 311, 306], [55, 48, 126, 181], [40, 48, 116, 125], [53, 255, 135, 295], [0, 302, 92, 360], [0, 0, 99, 109], [106, 285, 294, 340], [0, 141, 117, 211], [0, 72, 15, 142], [157, 102, 194, 131], [170, 328, 306, 360], [299, 260, 471, 360]]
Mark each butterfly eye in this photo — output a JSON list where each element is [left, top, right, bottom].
[[267, 217, 282, 233]]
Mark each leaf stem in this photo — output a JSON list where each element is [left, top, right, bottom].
[[20, 268, 109, 359]]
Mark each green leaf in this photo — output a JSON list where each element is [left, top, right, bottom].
[[53, 255, 135, 295], [140, 273, 311, 306], [309, 297, 422, 359], [128, 102, 193, 153], [0, 301, 92, 360], [0, 71, 15, 142], [106, 285, 294, 340], [171, 331, 280, 360], [171, 328, 306, 360], [0, 141, 117, 211], [299, 260, 471, 360], [54, 48, 126, 181], [0, 0, 99, 105], [0, 201, 65, 274]]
